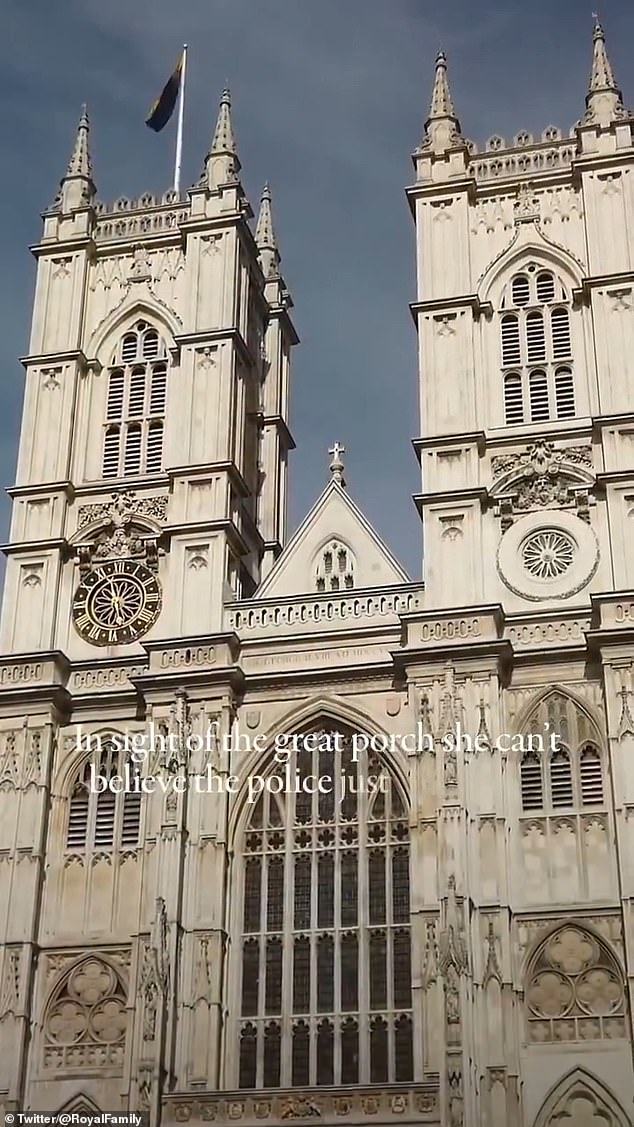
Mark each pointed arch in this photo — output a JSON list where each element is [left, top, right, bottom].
[[42, 953, 129, 1072], [228, 697, 410, 842], [86, 296, 180, 363], [52, 729, 143, 856], [478, 232, 584, 307], [524, 922, 626, 1045], [228, 713, 413, 1089], [56, 1095, 102, 1117], [533, 1067, 631, 1127], [513, 683, 603, 741]]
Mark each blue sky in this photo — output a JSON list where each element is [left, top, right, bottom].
[[1, 0, 633, 577]]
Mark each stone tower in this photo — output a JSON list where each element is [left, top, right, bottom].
[[407, 21, 634, 1125], [0, 20, 633, 1127]]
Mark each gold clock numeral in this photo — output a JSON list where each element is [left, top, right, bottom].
[[75, 611, 91, 631], [137, 608, 154, 625]]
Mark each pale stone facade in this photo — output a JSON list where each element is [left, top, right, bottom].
[[0, 21, 633, 1127]]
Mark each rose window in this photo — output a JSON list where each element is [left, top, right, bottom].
[[521, 530, 575, 579]]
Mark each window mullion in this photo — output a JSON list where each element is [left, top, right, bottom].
[[281, 776, 295, 1087], [333, 826, 342, 1085], [86, 758, 99, 850], [357, 762, 370, 1083]]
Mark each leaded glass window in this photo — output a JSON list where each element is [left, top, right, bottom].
[[236, 727, 413, 1087]]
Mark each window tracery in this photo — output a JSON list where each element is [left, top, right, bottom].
[[526, 926, 626, 1043], [500, 267, 575, 424], [236, 727, 413, 1088], [43, 957, 128, 1070], [519, 693, 605, 815], [102, 321, 167, 479], [66, 739, 141, 854]]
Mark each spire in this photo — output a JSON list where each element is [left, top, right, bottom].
[[203, 87, 241, 189], [255, 183, 280, 277], [422, 51, 463, 154], [55, 105, 96, 211], [429, 50, 456, 119], [211, 87, 237, 155], [585, 18, 627, 126]]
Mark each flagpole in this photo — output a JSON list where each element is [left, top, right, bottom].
[[173, 44, 187, 194]]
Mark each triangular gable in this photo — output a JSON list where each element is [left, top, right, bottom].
[[256, 481, 410, 599]]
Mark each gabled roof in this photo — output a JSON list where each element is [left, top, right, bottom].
[[256, 480, 410, 600]]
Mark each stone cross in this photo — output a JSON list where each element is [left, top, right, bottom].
[[328, 442, 346, 484]]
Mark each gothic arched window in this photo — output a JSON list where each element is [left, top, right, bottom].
[[500, 267, 575, 425], [236, 726, 413, 1088], [519, 693, 605, 815], [102, 321, 168, 478], [66, 739, 142, 853]]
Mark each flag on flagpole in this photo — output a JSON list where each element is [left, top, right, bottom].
[[146, 52, 185, 132]]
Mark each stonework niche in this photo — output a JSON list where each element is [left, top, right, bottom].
[[525, 926, 626, 1043], [43, 956, 128, 1070]]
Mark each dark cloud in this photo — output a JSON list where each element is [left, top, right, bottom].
[[1, 0, 632, 576]]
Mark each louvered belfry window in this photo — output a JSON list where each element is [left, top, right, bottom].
[[66, 739, 142, 853], [519, 693, 605, 815], [102, 322, 167, 478], [501, 268, 575, 425], [237, 727, 413, 1088]]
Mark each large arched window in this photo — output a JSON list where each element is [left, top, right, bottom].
[[236, 726, 413, 1088], [500, 266, 575, 425], [66, 739, 142, 854], [102, 321, 168, 478]]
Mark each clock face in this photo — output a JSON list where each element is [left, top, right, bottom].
[[72, 559, 162, 646]]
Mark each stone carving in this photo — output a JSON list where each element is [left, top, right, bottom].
[[140, 897, 169, 1041], [0, 948, 21, 1019], [279, 1097, 321, 1119], [418, 692, 434, 754], [616, 685, 634, 740], [476, 699, 492, 753], [440, 876, 468, 975], [447, 1070, 464, 1127], [0, 731, 20, 790], [437, 665, 461, 786], [526, 925, 625, 1042], [76, 490, 164, 569], [483, 918, 502, 985], [491, 441, 593, 528], [76, 491, 168, 530], [42, 366, 62, 390], [192, 935, 213, 1005], [137, 1065, 153, 1111], [514, 183, 540, 223], [43, 956, 128, 1069], [129, 244, 152, 281], [421, 920, 439, 987], [163, 688, 192, 772]]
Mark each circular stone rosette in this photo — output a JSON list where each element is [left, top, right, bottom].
[[496, 511, 599, 601]]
